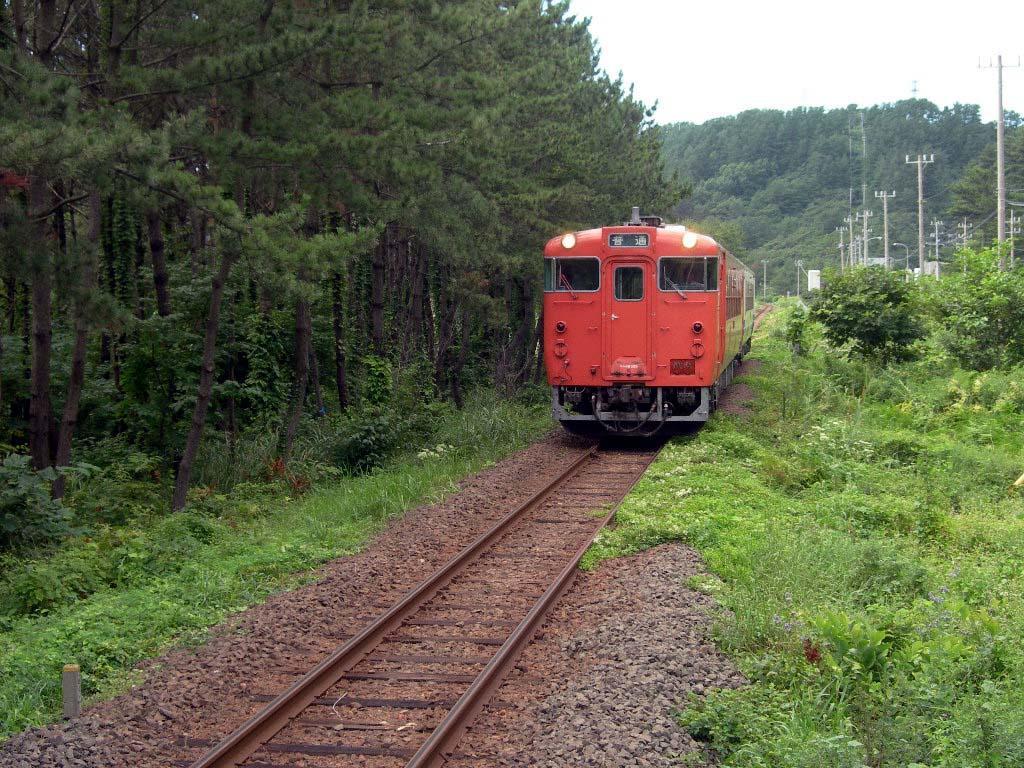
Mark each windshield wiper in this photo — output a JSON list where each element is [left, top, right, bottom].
[[665, 276, 688, 300], [558, 272, 579, 300]]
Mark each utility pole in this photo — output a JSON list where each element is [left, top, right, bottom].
[[844, 214, 856, 268], [931, 218, 944, 275], [958, 218, 974, 275], [796, 259, 803, 299], [835, 227, 846, 271], [958, 217, 973, 246], [979, 56, 1021, 264], [875, 190, 895, 268], [906, 153, 935, 274], [857, 209, 873, 264], [860, 112, 868, 208], [761, 260, 768, 299]]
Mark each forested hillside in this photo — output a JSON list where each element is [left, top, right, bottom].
[[0, 1, 673, 519], [660, 101, 1019, 291]]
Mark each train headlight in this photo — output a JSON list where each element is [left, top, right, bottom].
[[561, 233, 577, 249], [692, 322, 703, 334], [682, 231, 698, 249]]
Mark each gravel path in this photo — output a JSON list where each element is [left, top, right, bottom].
[[448, 545, 744, 767], [0, 432, 591, 768]]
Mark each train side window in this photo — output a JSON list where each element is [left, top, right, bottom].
[[544, 257, 600, 292], [659, 257, 718, 291], [614, 266, 644, 300]]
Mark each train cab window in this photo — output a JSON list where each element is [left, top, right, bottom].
[[658, 257, 719, 292], [543, 257, 600, 292], [614, 266, 644, 300]]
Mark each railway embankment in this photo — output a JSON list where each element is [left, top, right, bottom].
[[585, 301, 1024, 766]]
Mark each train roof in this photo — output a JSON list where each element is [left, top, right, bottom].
[[544, 223, 722, 258]]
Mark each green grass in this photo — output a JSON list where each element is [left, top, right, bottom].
[[584, 302, 1024, 767], [0, 393, 551, 737]]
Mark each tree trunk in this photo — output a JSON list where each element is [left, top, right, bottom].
[[423, 266, 436, 374], [282, 295, 311, 459], [53, 192, 100, 499], [531, 306, 545, 384], [11, 0, 27, 51], [4, 278, 15, 333], [515, 280, 536, 386], [28, 175, 54, 470], [407, 242, 425, 363], [0, 304, 4, 423], [172, 251, 235, 511], [147, 208, 171, 317], [331, 270, 349, 411], [370, 225, 388, 355], [434, 270, 451, 394], [509, 278, 533, 384], [17, 283, 30, 426], [310, 347, 325, 417], [450, 305, 470, 408], [189, 209, 205, 274]]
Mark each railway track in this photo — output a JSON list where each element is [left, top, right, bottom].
[[179, 443, 659, 768]]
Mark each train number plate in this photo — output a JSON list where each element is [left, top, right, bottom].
[[608, 233, 649, 248]]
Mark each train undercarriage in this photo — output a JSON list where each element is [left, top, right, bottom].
[[552, 359, 740, 436]]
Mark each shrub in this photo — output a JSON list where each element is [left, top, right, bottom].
[[923, 246, 1024, 370], [810, 267, 923, 363], [360, 355, 393, 406], [785, 304, 808, 355], [0, 454, 74, 550], [65, 439, 165, 526], [328, 407, 407, 474]]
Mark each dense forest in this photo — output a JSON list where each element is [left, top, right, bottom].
[[0, 1, 674, 524], [660, 101, 1023, 291]]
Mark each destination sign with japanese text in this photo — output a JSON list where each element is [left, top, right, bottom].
[[608, 233, 649, 248]]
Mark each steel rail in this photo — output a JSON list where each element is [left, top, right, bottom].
[[189, 446, 599, 768], [405, 448, 659, 767]]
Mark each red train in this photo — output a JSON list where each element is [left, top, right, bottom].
[[543, 208, 755, 435]]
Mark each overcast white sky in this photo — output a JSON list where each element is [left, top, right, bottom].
[[569, 0, 1023, 125]]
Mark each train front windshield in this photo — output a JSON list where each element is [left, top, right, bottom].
[[544, 257, 600, 292], [659, 257, 718, 291]]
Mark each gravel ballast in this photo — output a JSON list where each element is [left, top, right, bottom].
[[449, 544, 744, 767]]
